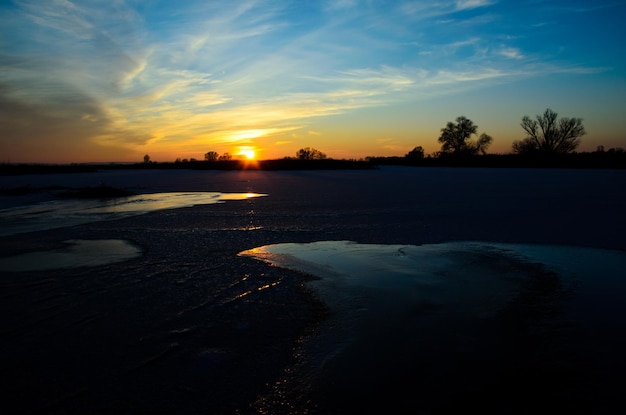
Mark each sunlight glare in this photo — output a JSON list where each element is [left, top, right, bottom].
[[237, 146, 256, 160]]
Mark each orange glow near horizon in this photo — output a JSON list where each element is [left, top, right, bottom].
[[234, 145, 260, 169], [236, 146, 256, 160]]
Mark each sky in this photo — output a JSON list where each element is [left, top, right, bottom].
[[1, 0, 625, 163]]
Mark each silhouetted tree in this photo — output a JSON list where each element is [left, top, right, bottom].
[[205, 151, 219, 162], [438, 116, 492, 156], [143, 154, 150, 163], [296, 147, 327, 160], [512, 108, 585, 155], [405, 146, 425, 160], [218, 152, 232, 161]]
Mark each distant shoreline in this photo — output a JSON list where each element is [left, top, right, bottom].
[[1, 151, 625, 176]]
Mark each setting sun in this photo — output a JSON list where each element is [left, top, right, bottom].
[[238, 147, 256, 160]]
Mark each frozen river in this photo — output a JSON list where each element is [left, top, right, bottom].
[[1, 166, 625, 414]]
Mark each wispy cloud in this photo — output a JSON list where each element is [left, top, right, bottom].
[[1, 0, 619, 161], [17, 0, 94, 39], [337, 66, 416, 89], [325, 0, 358, 10], [499, 47, 524, 59], [455, 0, 497, 11], [399, 0, 495, 18]]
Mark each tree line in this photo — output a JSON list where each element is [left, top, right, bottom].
[[372, 108, 622, 168], [428, 108, 586, 158], [379, 108, 622, 165], [135, 108, 623, 169]]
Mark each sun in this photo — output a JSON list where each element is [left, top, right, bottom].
[[242, 149, 256, 160], [237, 147, 256, 160]]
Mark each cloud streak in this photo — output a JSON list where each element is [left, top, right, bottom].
[[455, 0, 496, 11]]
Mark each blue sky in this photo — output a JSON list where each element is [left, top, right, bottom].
[[1, 0, 624, 162]]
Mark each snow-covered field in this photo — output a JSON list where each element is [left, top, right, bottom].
[[1, 167, 625, 414]]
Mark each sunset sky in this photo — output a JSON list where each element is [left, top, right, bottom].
[[1, 0, 625, 163]]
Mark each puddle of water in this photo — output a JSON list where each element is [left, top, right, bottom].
[[240, 240, 626, 312], [242, 241, 524, 312], [240, 240, 626, 413], [0, 239, 142, 271], [0, 192, 266, 236]]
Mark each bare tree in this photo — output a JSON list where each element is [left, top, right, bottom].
[[296, 147, 327, 160], [405, 146, 424, 160], [218, 152, 232, 161], [143, 154, 150, 163], [512, 108, 585, 155], [438, 116, 492, 156], [204, 151, 219, 162]]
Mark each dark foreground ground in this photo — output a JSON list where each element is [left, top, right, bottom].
[[1, 167, 625, 414]]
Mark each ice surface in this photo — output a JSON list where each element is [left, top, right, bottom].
[[0, 239, 142, 271], [241, 240, 626, 412], [241, 240, 626, 327], [0, 192, 265, 236], [2, 167, 626, 413]]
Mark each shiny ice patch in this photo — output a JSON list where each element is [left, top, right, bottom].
[[0, 239, 142, 271], [0, 192, 266, 236]]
